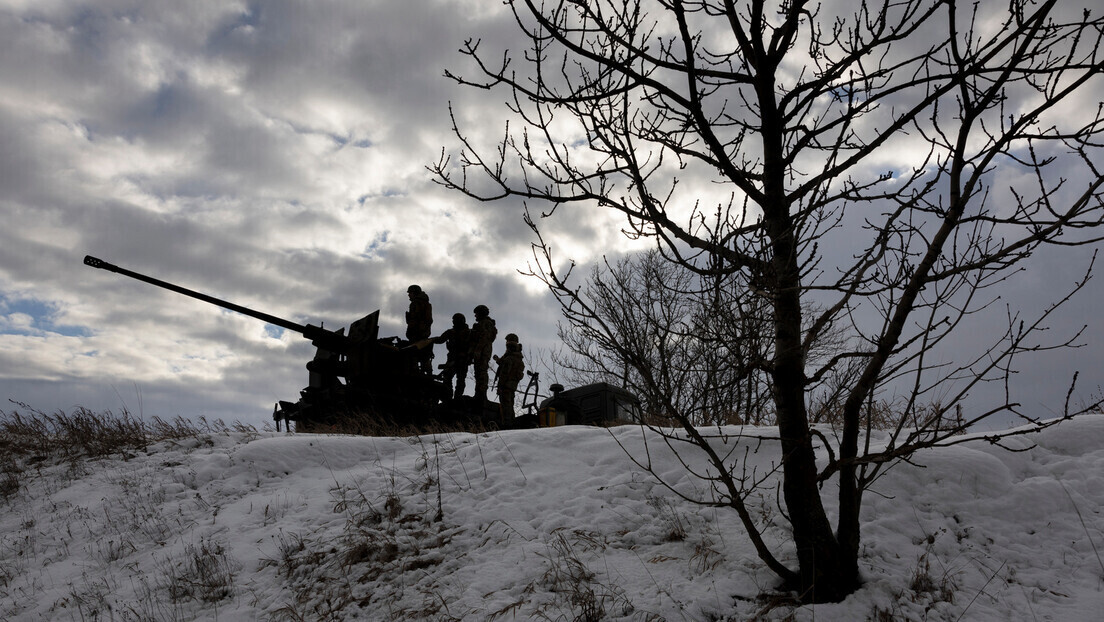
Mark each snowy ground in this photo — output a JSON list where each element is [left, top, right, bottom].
[[2, 415, 1103, 621]]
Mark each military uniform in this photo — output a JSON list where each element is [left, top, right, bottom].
[[406, 285, 433, 373], [434, 313, 471, 400], [495, 339, 525, 421], [469, 305, 497, 401]]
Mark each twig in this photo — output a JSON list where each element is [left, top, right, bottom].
[[955, 561, 1005, 622], [1057, 478, 1104, 577]]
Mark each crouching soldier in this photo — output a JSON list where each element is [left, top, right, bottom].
[[469, 304, 497, 403], [434, 313, 471, 400], [494, 333, 525, 422]]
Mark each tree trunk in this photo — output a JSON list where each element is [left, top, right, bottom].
[[763, 187, 856, 600], [758, 47, 859, 600], [771, 255, 858, 602]]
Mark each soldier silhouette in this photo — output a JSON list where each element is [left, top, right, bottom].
[[405, 284, 433, 373], [493, 333, 525, 422], [434, 312, 471, 400], [468, 304, 497, 403]]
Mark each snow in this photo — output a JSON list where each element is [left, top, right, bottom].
[[2, 416, 1103, 620]]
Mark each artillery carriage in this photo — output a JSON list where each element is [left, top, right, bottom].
[[83, 255, 501, 432]]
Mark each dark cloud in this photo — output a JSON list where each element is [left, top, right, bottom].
[[0, 1, 523, 422], [0, 116, 43, 204]]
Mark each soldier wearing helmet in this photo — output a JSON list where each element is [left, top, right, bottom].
[[405, 284, 433, 373], [468, 304, 497, 403], [433, 312, 471, 400], [493, 334, 525, 422]]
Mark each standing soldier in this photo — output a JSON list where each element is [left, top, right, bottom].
[[433, 313, 471, 400], [468, 304, 497, 403], [493, 333, 525, 422], [405, 285, 433, 373]]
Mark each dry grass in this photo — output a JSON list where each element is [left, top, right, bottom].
[[161, 539, 238, 604], [0, 402, 247, 461], [0, 404, 258, 621]]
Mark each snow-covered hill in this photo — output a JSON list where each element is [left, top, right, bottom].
[[2, 415, 1102, 620]]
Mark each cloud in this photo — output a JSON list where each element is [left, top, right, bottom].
[[0, 0, 582, 426], [0, 1, 533, 422]]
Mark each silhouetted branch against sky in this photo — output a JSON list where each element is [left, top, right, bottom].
[[436, 0, 1104, 422]]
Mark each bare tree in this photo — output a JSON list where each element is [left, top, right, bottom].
[[545, 247, 774, 425], [432, 0, 1104, 602]]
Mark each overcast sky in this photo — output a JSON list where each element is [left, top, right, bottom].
[[1, 0, 1100, 428]]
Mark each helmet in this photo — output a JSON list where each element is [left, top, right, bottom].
[[473, 304, 489, 317], [452, 313, 466, 324], [407, 284, 422, 293], [505, 333, 519, 343]]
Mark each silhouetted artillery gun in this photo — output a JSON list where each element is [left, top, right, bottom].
[[83, 255, 468, 432]]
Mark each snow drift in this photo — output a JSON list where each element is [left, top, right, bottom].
[[2, 415, 1102, 620]]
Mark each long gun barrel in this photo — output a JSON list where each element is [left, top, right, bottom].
[[83, 255, 339, 346]]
